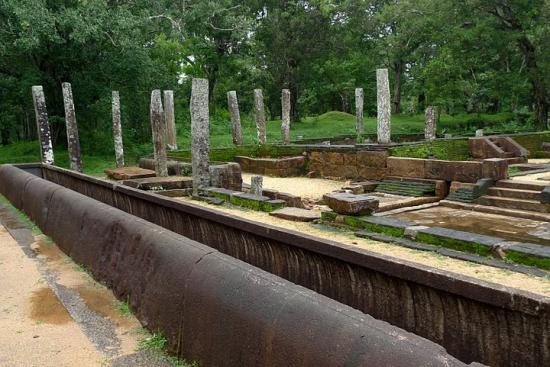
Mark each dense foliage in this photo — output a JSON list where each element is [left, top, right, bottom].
[[0, 0, 548, 147]]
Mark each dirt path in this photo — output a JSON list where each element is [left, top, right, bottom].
[[0, 205, 173, 367], [241, 173, 344, 199]]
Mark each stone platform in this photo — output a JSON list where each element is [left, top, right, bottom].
[[104, 166, 156, 180], [123, 176, 193, 190]]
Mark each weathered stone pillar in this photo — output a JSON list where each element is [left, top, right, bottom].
[[281, 89, 291, 145], [163, 90, 178, 151], [424, 106, 437, 141], [190, 78, 210, 195], [31, 86, 54, 165], [61, 82, 82, 172], [150, 90, 168, 177], [227, 91, 243, 146], [476, 129, 484, 137], [112, 91, 124, 168], [355, 88, 364, 143], [376, 68, 391, 144], [250, 175, 263, 196], [254, 89, 266, 145]]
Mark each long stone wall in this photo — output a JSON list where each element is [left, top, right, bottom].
[[7, 163, 548, 367], [0, 164, 473, 367]]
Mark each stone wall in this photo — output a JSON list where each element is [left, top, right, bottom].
[[386, 157, 507, 183], [307, 149, 388, 180], [235, 155, 306, 177]]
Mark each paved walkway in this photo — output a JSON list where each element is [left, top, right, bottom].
[[0, 204, 172, 367]]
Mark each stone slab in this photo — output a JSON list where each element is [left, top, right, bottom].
[[356, 150, 388, 168], [386, 157, 426, 178], [269, 207, 321, 222], [323, 192, 379, 215], [425, 160, 482, 183], [123, 176, 193, 190], [104, 166, 156, 180]]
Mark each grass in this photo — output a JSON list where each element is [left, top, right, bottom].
[[0, 110, 540, 174], [140, 330, 198, 367], [113, 298, 131, 317]]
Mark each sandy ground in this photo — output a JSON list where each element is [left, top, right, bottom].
[[176, 197, 550, 297], [241, 173, 343, 199], [0, 220, 171, 367], [511, 171, 550, 183], [0, 226, 105, 366]]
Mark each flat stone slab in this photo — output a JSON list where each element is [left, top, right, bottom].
[[104, 166, 156, 180], [323, 192, 379, 215], [269, 207, 321, 222], [123, 176, 193, 190]]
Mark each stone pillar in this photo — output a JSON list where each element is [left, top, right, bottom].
[[475, 129, 484, 137], [424, 106, 437, 141], [281, 89, 291, 145], [31, 86, 54, 165], [150, 90, 168, 177], [227, 91, 243, 146], [355, 88, 364, 143], [163, 90, 178, 151], [112, 91, 124, 168], [61, 83, 83, 172], [254, 89, 266, 145], [190, 78, 210, 195], [250, 175, 263, 196], [376, 68, 391, 144]]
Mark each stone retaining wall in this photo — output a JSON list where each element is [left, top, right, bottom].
[[0, 164, 471, 367], [8, 163, 549, 367], [235, 155, 305, 176]]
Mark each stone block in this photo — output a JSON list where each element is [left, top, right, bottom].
[[309, 151, 324, 163], [386, 157, 426, 178], [358, 167, 387, 181], [276, 192, 305, 208], [155, 189, 192, 197], [123, 176, 193, 190], [105, 166, 156, 180], [269, 207, 321, 222], [261, 199, 286, 212], [352, 181, 379, 192], [356, 150, 388, 168], [342, 184, 364, 194], [425, 160, 482, 183], [323, 192, 379, 215], [482, 158, 508, 181], [343, 152, 357, 166], [326, 152, 345, 165]]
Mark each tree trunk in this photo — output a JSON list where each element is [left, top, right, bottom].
[[392, 60, 403, 114], [517, 36, 549, 130]]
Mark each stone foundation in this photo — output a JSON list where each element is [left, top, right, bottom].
[[235, 155, 305, 177]]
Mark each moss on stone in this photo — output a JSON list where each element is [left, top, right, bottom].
[[505, 250, 550, 270], [209, 191, 231, 201], [320, 211, 337, 223], [260, 201, 286, 212], [415, 232, 492, 256], [229, 195, 261, 210], [389, 140, 470, 161]]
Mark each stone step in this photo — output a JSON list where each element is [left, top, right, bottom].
[[487, 187, 541, 201], [477, 196, 550, 213], [496, 179, 547, 192], [269, 207, 321, 222]]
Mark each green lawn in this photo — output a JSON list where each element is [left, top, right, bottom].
[[0, 111, 528, 176]]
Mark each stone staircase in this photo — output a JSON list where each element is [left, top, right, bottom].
[[469, 136, 529, 164], [375, 179, 436, 197], [476, 180, 549, 213]]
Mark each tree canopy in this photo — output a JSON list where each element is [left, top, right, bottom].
[[0, 0, 548, 147]]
